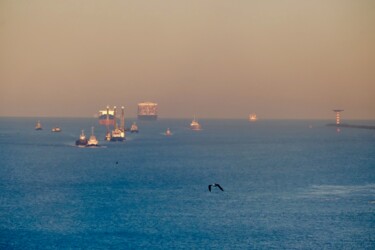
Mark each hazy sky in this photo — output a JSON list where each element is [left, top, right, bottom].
[[1, 0, 374, 119]]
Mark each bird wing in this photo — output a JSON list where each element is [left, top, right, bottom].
[[208, 185, 212, 192], [216, 184, 224, 191]]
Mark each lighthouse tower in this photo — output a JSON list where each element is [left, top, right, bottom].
[[333, 110, 344, 125]]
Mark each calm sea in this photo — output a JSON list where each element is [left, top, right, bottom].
[[1, 118, 374, 249]]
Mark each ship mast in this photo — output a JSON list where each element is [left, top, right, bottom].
[[106, 105, 110, 134], [121, 106, 125, 131], [113, 106, 117, 130]]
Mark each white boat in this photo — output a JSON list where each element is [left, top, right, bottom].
[[190, 117, 201, 130], [165, 128, 172, 136], [51, 127, 61, 132], [86, 127, 100, 147], [249, 114, 257, 121], [35, 121, 42, 130]]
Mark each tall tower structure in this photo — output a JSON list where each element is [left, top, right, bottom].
[[333, 110, 344, 125]]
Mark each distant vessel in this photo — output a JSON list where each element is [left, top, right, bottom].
[[130, 122, 139, 133], [35, 121, 42, 130], [51, 127, 61, 132], [109, 106, 125, 141], [165, 128, 172, 136], [249, 114, 257, 121], [75, 130, 88, 147], [86, 127, 99, 147], [190, 117, 201, 131], [138, 102, 157, 120], [98, 108, 115, 126]]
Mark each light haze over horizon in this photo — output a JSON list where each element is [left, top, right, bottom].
[[1, 0, 374, 119]]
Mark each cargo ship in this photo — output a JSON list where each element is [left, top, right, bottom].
[[98, 107, 115, 126], [138, 102, 157, 120]]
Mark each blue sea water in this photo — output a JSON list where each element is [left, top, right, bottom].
[[0, 118, 374, 249]]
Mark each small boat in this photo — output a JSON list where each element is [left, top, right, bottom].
[[165, 128, 172, 136], [86, 127, 100, 147], [35, 121, 42, 130], [249, 114, 257, 121], [190, 117, 201, 130], [51, 127, 61, 132], [75, 130, 88, 147], [110, 128, 125, 141], [130, 122, 139, 133]]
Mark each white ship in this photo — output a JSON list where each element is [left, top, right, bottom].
[[51, 127, 61, 132], [190, 117, 202, 131], [86, 127, 99, 147], [249, 114, 257, 121]]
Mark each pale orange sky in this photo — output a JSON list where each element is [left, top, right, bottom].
[[1, 0, 374, 119]]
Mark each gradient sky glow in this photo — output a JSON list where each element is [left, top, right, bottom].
[[1, 0, 374, 119]]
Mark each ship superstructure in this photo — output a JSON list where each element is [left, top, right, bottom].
[[138, 102, 158, 120]]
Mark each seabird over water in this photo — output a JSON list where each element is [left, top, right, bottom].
[[208, 183, 224, 192]]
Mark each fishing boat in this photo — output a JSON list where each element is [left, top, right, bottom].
[[190, 117, 201, 131], [35, 121, 42, 130], [51, 127, 61, 132], [165, 128, 172, 136], [86, 127, 100, 147], [130, 122, 139, 133], [75, 130, 88, 147]]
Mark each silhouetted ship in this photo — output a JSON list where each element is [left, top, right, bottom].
[[190, 117, 202, 130], [75, 130, 88, 147], [138, 102, 157, 120], [35, 121, 42, 130]]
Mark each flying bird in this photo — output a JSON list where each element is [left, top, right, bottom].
[[208, 183, 224, 192]]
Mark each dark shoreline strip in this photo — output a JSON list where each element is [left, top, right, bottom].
[[326, 124, 375, 130]]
